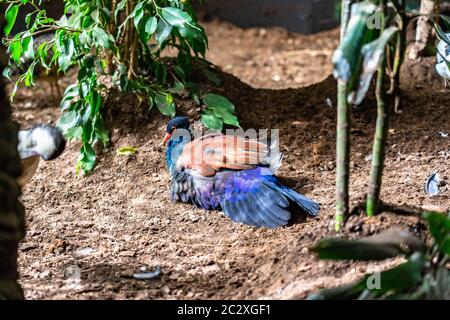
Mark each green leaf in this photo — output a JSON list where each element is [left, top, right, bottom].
[[424, 212, 450, 254], [349, 26, 399, 105], [25, 12, 34, 27], [155, 93, 176, 117], [332, 2, 379, 98], [156, 63, 167, 84], [311, 228, 425, 261], [21, 35, 34, 59], [66, 126, 83, 140], [201, 109, 223, 131], [2, 66, 12, 80], [115, 0, 127, 20], [23, 65, 35, 87], [144, 16, 158, 39], [203, 93, 235, 112], [82, 15, 94, 29], [9, 40, 22, 64], [58, 38, 75, 72], [359, 253, 425, 296], [92, 27, 111, 48], [91, 9, 101, 24], [220, 111, 240, 127], [4, 4, 19, 37], [133, 8, 144, 30], [57, 110, 79, 133], [161, 7, 192, 27], [155, 19, 173, 44], [172, 65, 186, 81], [307, 281, 365, 300], [117, 146, 138, 156], [308, 252, 426, 300], [178, 24, 197, 39], [168, 81, 185, 94], [94, 118, 109, 146], [203, 93, 239, 127], [202, 68, 221, 86], [77, 143, 96, 174]]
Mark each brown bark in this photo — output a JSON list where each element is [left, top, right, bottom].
[[409, 0, 439, 59], [0, 16, 26, 300]]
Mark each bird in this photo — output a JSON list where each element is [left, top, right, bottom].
[[17, 124, 66, 186], [436, 33, 450, 87], [162, 116, 320, 228]]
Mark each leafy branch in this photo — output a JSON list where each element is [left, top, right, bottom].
[[3, 0, 240, 174]]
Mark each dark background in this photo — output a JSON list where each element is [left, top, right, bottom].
[[0, 0, 436, 35], [3, 0, 342, 35]]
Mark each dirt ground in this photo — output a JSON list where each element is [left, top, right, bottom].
[[11, 21, 449, 300]]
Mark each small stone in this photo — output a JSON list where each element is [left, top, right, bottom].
[[139, 266, 147, 272], [119, 250, 136, 257], [169, 273, 179, 280], [161, 286, 171, 295], [78, 221, 94, 228], [73, 247, 94, 258], [55, 247, 65, 254], [20, 243, 38, 252], [177, 250, 187, 257], [121, 270, 134, 278], [189, 214, 199, 222]]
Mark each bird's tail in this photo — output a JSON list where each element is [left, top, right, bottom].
[[279, 186, 320, 216]]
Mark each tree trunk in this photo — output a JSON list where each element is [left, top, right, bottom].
[[335, 0, 353, 231], [0, 16, 26, 300], [366, 58, 389, 216], [409, 0, 439, 59]]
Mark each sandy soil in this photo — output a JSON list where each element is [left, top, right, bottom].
[[10, 21, 449, 300]]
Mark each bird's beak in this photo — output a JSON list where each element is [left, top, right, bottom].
[[161, 133, 172, 146]]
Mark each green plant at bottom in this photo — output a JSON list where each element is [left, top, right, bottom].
[[308, 212, 450, 299]]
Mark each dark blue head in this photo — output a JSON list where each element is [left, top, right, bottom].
[[166, 116, 190, 133], [162, 116, 192, 172], [162, 116, 190, 145]]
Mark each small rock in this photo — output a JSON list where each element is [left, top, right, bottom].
[[161, 286, 171, 295], [177, 250, 187, 257], [119, 250, 136, 257], [73, 247, 94, 258], [169, 273, 179, 280], [55, 247, 65, 254], [121, 270, 135, 278], [20, 243, 38, 252], [189, 214, 199, 223], [139, 266, 147, 272], [77, 221, 94, 229]]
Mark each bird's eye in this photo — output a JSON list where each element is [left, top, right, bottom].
[[446, 46, 450, 56]]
